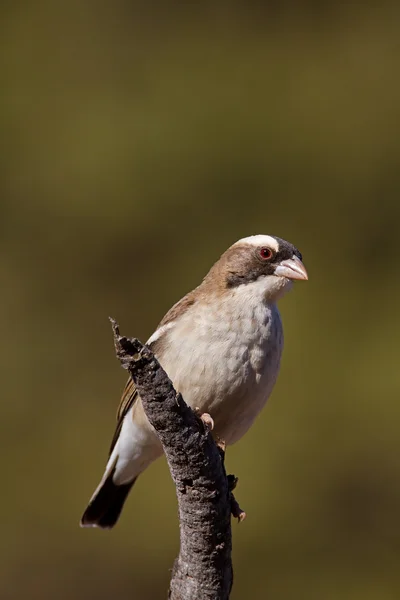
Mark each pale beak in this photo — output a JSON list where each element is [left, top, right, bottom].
[[274, 255, 308, 281]]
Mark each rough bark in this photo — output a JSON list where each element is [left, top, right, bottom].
[[110, 318, 236, 599]]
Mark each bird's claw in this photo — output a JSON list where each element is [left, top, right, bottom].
[[193, 408, 214, 432], [200, 412, 214, 431]]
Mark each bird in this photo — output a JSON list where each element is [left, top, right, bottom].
[[80, 234, 308, 528]]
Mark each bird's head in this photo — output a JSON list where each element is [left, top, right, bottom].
[[208, 234, 308, 302]]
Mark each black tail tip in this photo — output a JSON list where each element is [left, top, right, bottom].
[[80, 477, 136, 529]]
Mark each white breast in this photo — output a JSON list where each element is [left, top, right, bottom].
[[158, 279, 284, 445]]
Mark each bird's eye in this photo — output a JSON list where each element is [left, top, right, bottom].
[[260, 247, 273, 260]]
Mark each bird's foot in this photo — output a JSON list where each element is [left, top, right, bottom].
[[194, 408, 215, 432], [200, 412, 214, 431]]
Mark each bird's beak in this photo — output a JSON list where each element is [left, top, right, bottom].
[[274, 255, 308, 281]]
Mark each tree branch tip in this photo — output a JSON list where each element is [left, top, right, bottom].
[[109, 316, 119, 334], [109, 319, 145, 370]]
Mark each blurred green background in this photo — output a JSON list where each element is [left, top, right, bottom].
[[2, 2, 400, 599]]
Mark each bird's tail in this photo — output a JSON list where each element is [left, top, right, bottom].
[[80, 468, 137, 529]]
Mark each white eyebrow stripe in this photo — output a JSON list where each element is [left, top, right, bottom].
[[233, 235, 279, 252], [146, 322, 175, 346]]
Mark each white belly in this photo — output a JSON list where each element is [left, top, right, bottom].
[[159, 291, 284, 445], [112, 284, 285, 485]]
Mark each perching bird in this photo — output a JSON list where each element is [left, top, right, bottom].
[[81, 234, 308, 528]]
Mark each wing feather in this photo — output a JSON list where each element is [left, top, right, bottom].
[[109, 378, 138, 456]]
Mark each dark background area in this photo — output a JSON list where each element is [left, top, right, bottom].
[[2, 2, 400, 599]]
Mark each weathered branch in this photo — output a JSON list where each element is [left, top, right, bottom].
[[110, 318, 239, 599]]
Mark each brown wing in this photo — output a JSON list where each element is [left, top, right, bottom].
[[108, 378, 138, 456], [156, 291, 197, 328]]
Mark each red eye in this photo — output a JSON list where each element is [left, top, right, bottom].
[[260, 247, 273, 260]]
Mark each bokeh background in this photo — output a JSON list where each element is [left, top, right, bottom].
[[2, 2, 400, 599]]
